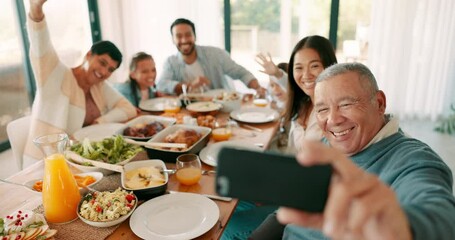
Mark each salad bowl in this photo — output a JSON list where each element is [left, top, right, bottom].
[[66, 135, 143, 175], [77, 188, 138, 228]]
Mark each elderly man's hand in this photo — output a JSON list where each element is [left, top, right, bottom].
[[277, 140, 412, 240]]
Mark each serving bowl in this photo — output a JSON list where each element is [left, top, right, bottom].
[[186, 101, 222, 117], [66, 135, 143, 175], [121, 160, 168, 200], [118, 115, 176, 141], [78, 188, 138, 228], [213, 91, 242, 113], [145, 125, 212, 162]]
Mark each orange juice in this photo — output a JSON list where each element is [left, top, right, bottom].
[[164, 105, 181, 113], [212, 128, 232, 141], [175, 167, 202, 185], [42, 153, 81, 223], [253, 99, 268, 107]]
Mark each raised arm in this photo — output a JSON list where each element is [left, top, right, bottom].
[[29, 0, 46, 22], [255, 52, 283, 79]]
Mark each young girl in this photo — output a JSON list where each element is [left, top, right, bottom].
[[115, 52, 165, 107]]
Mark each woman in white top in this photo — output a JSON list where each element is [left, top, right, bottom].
[[246, 36, 339, 240], [285, 36, 338, 152]]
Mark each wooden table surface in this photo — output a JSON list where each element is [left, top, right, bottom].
[[1, 103, 280, 239]]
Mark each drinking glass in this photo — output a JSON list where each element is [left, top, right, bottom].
[[212, 119, 232, 141], [163, 98, 181, 113], [253, 92, 269, 107], [175, 154, 202, 186]]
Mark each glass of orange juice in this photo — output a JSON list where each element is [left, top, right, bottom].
[[175, 154, 202, 186], [33, 133, 81, 224], [164, 99, 181, 113], [212, 119, 232, 141]]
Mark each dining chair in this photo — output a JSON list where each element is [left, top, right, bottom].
[[6, 115, 31, 170]]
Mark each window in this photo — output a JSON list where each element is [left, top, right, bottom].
[[229, 0, 333, 87], [23, 1, 92, 67], [0, 1, 30, 145], [337, 0, 371, 63], [0, 1, 92, 148]]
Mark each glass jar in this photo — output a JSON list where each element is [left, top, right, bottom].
[[33, 133, 81, 223]]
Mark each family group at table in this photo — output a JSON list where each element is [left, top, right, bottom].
[[18, 0, 455, 239]]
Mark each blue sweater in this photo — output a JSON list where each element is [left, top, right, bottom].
[[284, 131, 455, 240], [114, 80, 156, 107]]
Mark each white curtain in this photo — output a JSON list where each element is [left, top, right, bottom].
[[97, 0, 222, 84], [368, 0, 455, 120]]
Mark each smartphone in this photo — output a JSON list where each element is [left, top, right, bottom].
[[215, 147, 332, 213]]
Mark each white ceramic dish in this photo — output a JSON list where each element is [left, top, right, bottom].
[[130, 192, 219, 240], [139, 97, 181, 112], [119, 115, 176, 141], [230, 107, 280, 124], [213, 92, 242, 113], [179, 89, 226, 102], [186, 101, 222, 113], [199, 141, 263, 166], [73, 123, 126, 142], [23, 172, 103, 194], [144, 125, 212, 163], [78, 190, 138, 228], [66, 158, 115, 176], [121, 160, 169, 200], [65, 149, 140, 176]]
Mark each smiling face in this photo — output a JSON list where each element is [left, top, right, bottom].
[[172, 23, 196, 56], [292, 48, 325, 100], [85, 53, 119, 85], [130, 58, 157, 89], [314, 72, 386, 155]]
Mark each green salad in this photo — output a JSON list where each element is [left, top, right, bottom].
[[70, 135, 143, 164]]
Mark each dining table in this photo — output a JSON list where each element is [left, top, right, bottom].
[[0, 97, 281, 240]]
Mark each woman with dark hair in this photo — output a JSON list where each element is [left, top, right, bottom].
[[24, 0, 137, 164], [285, 35, 338, 152], [115, 52, 165, 107], [246, 36, 338, 240]]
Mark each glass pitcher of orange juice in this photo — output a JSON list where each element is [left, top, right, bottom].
[[33, 133, 81, 223]]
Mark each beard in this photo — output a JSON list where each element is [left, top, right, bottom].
[[177, 43, 195, 56]]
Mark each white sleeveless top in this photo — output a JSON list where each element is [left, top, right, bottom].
[[287, 110, 323, 153]]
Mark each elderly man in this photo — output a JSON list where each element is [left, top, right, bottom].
[[156, 18, 265, 96], [275, 62, 455, 239]]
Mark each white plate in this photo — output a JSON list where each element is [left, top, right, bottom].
[[186, 101, 222, 113], [179, 89, 226, 102], [199, 141, 263, 166], [204, 89, 227, 97], [73, 123, 125, 142], [139, 97, 181, 112], [130, 192, 219, 240], [23, 172, 103, 194], [230, 108, 279, 123]]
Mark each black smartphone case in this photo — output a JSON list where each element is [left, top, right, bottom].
[[216, 147, 332, 212]]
